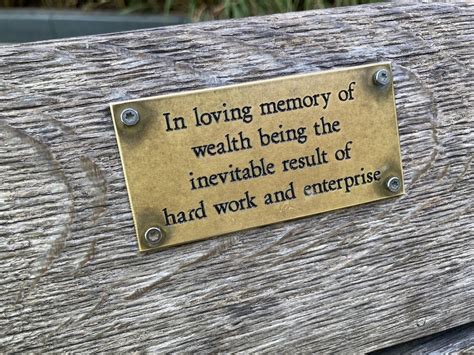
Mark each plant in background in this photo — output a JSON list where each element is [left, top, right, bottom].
[[0, 0, 381, 20]]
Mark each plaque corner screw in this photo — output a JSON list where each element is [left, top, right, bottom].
[[120, 108, 140, 126], [386, 176, 402, 193], [373, 69, 391, 86], [144, 226, 164, 246]]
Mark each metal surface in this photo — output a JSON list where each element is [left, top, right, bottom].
[[144, 227, 164, 245], [120, 108, 140, 126], [386, 176, 402, 193], [111, 62, 404, 251], [373, 69, 391, 86]]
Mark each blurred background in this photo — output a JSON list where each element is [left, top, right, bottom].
[[0, 0, 381, 43]]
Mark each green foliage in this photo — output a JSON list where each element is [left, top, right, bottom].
[[0, 0, 380, 20]]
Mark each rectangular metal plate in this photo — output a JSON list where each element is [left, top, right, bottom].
[[111, 62, 403, 251]]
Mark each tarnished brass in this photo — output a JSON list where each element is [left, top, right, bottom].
[[111, 62, 403, 251]]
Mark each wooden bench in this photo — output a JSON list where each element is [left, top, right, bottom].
[[0, 2, 472, 352]]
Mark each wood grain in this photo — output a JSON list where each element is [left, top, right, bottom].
[[0, 2, 472, 352]]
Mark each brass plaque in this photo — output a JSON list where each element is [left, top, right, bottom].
[[111, 62, 403, 251]]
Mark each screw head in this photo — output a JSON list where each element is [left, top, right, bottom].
[[386, 176, 402, 193], [120, 108, 140, 126], [373, 69, 391, 86], [144, 227, 164, 245]]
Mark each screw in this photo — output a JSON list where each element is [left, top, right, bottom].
[[120, 108, 140, 126], [386, 176, 402, 193], [373, 69, 391, 86], [144, 227, 164, 245]]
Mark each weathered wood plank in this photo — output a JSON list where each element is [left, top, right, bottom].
[[0, 2, 473, 352]]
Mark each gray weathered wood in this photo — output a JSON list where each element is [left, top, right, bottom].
[[0, 2, 473, 352]]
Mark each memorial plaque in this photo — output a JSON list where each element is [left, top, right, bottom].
[[111, 62, 403, 251]]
